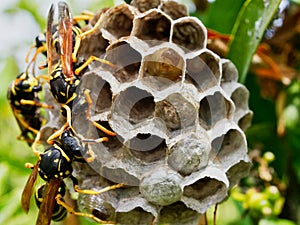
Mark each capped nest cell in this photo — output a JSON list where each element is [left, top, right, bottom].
[[42, 0, 253, 224]]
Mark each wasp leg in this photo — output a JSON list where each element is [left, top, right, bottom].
[[55, 194, 116, 224], [47, 104, 72, 144], [25, 45, 36, 64], [20, 99, 53, 109], [74, 183, 126, 195], [74, 55, 117, 75], [31, 131, 44, 158], [72, 12, 105, 63], [70, 175, 125, 195], [82, 137, 109, 143], [82, 143, 96, 163], [35, 75, 50, 83], [17, 135, 34, 145], [83, 89, 116, 137], [73, 12, 94, 24], [27, 46, 46, 64], [38, 61, 48, 70], [81, 137, 109, 163], [14, 111, 39, 135], [24, 162, 36, 169]]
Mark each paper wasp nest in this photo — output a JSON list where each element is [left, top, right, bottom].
[[43, 0, 252, 224]]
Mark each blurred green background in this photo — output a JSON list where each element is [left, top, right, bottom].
[[1, 0, 299, 225]]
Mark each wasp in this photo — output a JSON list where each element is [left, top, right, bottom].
[[25, 9, 94, 69], [21, 128, 124, 225], [46, 2, 117, 142], [7, 64, 53, 146], [46, 2, 116, 116], [21, 103, 124, 225]]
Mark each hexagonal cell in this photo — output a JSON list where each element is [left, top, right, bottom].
[[231, 86, 249, 112], [221, 59, 238, 83], [172, 17, 206, 53], [100, 165, 140, 186], [78, 31, 109, 60], [106, 40, 142, 83], [158, 202, 200, 224], [142, 47, 185, 90], [226, 158, 251, 188], [78, 187, 116, 221], [167, 133, 210, 176], [100, 4, 134, 40], [186, 51, 221, 91], [230, 86, 252, 131], [132, 10, 171, 43], [77, 176, 119, 220], [199, 91, 232, 130], [96, 121, 124, 152], [131, 0, 161, 13], [116, 207, 154, 225], [210, 129, 247, 169], [140, 166, 183, 206], [160, 1, 188, 20], [78, 73, 113, 116], [183, 177, 227, 205], [125, 134, 167, 163], [77, 9, 110, 59], [238, 111, 253, 131], [155, 93, 196, 131], [112, 86, 155, 124]]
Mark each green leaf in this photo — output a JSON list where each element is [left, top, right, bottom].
[[259, 218, 297, 225], [227, 0, 282, 83], [204, 0, 245, 34], [290, 0, 300, 4], [88, 0, 115, 11]]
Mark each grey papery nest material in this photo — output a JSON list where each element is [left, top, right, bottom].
[[41, 0, 253, 224]]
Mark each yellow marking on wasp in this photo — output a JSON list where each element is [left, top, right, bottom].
[[55, 144, 71, 162], [65, 93, 77, 105]]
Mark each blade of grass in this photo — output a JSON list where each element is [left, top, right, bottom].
[[227, 0, 281, 83]]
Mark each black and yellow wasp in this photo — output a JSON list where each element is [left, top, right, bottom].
[[46, 1, 116, 117], [7, 65, 52, 146], [20, 3, 123, 224], [25, 8, 94, 69], [21, 119, 124, 225]]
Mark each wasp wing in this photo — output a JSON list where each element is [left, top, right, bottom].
[[58, 1, 73, 78], [21, 162, 39, 213], [46, 4, 55, 79], [36, 179, 62, 225]]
